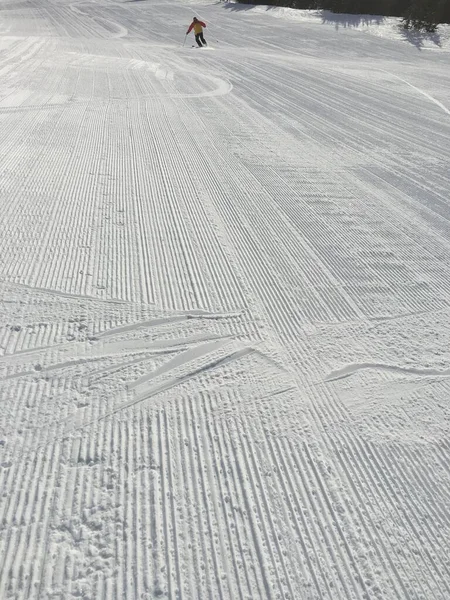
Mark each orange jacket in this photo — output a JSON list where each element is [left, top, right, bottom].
[[187, 20, 206, 35]]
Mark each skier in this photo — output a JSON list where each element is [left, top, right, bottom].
[[186, 17, 207, 48]]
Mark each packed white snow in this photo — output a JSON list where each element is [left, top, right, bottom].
[[1, 0, 450, 598]]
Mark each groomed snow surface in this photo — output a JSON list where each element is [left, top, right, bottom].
[[1, 0, 450, 598]]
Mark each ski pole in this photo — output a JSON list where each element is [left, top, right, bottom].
[[182, 33, 187, 47]]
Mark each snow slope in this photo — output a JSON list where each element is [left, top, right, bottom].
[[1, 0, 450, 598], [226, 3, 450, 52]]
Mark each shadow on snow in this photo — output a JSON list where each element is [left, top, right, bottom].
[[397, 24, 442, 49], [319, 10, 384, 28]]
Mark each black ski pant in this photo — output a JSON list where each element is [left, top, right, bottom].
[[195, 33, 206, 47]]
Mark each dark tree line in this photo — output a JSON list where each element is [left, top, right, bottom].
[[234, 0, 450, 30]]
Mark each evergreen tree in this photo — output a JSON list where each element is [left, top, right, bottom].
[[437, 0, 450, 23], [402, 0, 440, 31]]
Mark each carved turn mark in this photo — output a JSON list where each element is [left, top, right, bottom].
[[325, 362, 450, 383]]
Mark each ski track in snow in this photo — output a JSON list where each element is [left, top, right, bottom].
[[1, 0, 450, 598], [380, 69, 450, 117], [325, 361, 450, 382]]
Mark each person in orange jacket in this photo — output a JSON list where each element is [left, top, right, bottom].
[[186, 17, 207, 48]]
